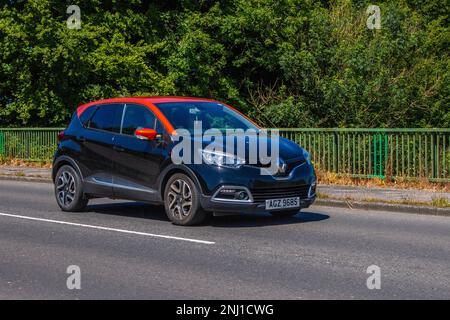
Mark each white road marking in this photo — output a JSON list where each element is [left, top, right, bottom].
[[0, 212, 215, 245]]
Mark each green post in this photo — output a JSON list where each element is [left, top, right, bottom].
[[431, 132, 436, 179], [333, 131, 338, 173], [372, 132, 385, 179], [384, 133, 388, 179], [0, 131, 4, 157], [373, 133, 377, 176], [379, 133, 383, 178]]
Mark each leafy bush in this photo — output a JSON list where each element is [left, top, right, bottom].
[[0, 0, 448, 128]]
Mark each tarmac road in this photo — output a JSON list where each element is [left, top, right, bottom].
[[0, 179, 449, 299]]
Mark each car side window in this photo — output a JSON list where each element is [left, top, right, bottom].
[[121, 104, 157, 135], [88, 104, 123, 133], [155, 118, 165, 135]]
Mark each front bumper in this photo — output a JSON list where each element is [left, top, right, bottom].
[[200, 193, 316, 214], [190, 161, 317, 214]]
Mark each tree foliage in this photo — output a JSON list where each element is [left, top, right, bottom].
[[0, 0, 448, 127]]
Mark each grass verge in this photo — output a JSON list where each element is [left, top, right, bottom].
[[317, 170, 449, 192], [316, 192, 450, 208], [0, 157, 52, 168]]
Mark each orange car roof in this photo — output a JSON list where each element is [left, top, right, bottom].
[[76, 96, 258, 134]]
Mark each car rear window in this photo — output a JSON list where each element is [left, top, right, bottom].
[[88, 104, 123, 132], [79, 105, 97, 127]]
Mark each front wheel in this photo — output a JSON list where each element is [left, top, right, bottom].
[[164, 173, 206, 226], [270, 209, 299, 218], [54, 165, 88, 212]]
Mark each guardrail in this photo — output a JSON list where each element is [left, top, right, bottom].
[[278, 128, 449, 182], [0, 128, 63, 162], [0, 131, 4, 157], [0, 127, 448, 182]]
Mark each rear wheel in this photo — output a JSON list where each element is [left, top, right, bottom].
[[164, 173, 206, 226], [270, 209, 299, 218], [55, 165, 88, 212]]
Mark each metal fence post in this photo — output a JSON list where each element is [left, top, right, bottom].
[[0, 131, 4, 157], [431, 132, 437, 179], [333, 131, 338, 173], [373, 133, 377, 177]]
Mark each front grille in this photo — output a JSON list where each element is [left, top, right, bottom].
[[251, 185, 310, 202]]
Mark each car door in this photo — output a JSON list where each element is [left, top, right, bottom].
[[111, 103, 168, 202], [80, 103, 123, 196]]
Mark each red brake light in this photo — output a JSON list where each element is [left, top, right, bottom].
[[57, 131, 65, 142]]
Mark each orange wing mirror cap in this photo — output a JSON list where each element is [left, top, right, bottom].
[[135, 128, 157, 140]]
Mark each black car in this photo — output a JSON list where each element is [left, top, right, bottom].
[[53, 97, 316, 225]]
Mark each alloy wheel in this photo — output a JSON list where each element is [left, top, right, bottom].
[[56, 170, 76, 207], [167, 179, 192, 219]]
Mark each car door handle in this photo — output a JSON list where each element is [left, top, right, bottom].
[[113, 145, 125, 152]]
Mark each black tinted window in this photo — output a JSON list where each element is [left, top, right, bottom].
[[121, 104, 156, 135], [79, 106, 97, 127], [89, 104, 122, 132]]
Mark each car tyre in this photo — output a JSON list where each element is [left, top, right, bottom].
[[55, 165, 88, 212], [164, 173, 206, 226]]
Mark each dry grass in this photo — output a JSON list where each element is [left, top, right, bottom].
[[0, 158, 52, 168], [317, 170, 449, 192], [317, 193, 450, 208], [431, 197, 450, 208]]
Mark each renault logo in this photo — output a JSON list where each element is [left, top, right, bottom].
[[278, 159, 287, 174]]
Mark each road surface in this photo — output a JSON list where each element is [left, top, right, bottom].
[[0, 179, 449, 299]]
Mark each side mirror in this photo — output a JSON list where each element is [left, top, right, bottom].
[[135, 128, 157, 140]]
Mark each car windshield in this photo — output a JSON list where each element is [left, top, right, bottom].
[[155, 102, 258, 133]]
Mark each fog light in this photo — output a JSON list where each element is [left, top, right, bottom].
[[235, 191, 249, 200], [213, 186, 252, 202]]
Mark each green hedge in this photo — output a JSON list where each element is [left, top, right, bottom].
[[0, 1, 448, 128]]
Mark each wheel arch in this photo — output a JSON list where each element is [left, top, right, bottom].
[[52, 156, 84, 182], [158, 165, 205, 201]]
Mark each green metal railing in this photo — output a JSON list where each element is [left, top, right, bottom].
[[0, 127, 448, 182], [278, 128, 450, 182], [0, 128, 64, 161], [0, 131, 4, 157]]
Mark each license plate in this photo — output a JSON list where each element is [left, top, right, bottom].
[[265, 197, 300, 210]]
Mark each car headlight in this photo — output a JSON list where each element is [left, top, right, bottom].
[[302, 149, 311, 164], [200, 149, 246, 168]]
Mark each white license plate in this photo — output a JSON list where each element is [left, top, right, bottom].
[[265, 197, 300, 210]]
